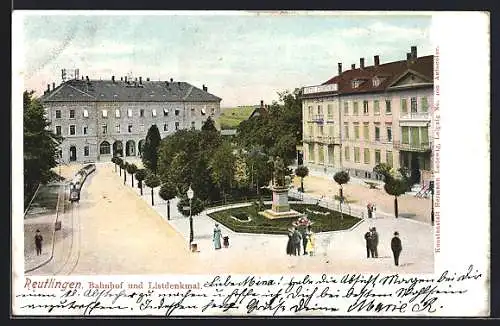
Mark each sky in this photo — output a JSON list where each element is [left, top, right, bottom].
[[18, 11, 433, 107]]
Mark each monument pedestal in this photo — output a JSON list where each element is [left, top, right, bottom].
[[259, 186, 304, 220]]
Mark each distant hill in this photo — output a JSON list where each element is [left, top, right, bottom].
[[217, 106, 255, 130]]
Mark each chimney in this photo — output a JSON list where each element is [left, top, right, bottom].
[[351, 63, 356, 70], [338, 63, 342, 75], [52, 82, 55, 91], [411, 46, 417, 59], [47, 84, 50, 92], [112, 76, 115, 83], [360, 58, 365, 70], [120, 76, 123, 81], [202, 84, 207, 92], [146, 77, 150, 82], [374, 55, 380, 66], [260, 100, 264, 108], [170, 78, 173, 82], [81, 76, 84, 80], [139, 76, 142, 84]]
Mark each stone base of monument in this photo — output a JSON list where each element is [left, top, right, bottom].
[[258, 186, 305, 220]]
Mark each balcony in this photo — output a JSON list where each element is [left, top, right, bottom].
[[318, 136, 341, 144], [399, 112, 431, 126], [393, 141, 431, 152], [303, 83, 338, 95], [312, 115, 324, 124]]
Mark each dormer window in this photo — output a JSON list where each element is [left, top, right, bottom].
[[352, 79, 361, 89], [372, 77, 380, 87]]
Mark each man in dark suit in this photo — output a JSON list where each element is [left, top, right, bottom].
[[364, 229, 373, 258], [391, 231, 403, 266]]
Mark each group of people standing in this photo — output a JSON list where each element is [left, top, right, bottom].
[[286, 225, 315, 256], [364, 227, 403, 266]]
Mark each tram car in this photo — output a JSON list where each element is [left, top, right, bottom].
[[69, 183, 81, 202]]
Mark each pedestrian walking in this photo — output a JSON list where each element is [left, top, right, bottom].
[[213, 223, 222, 250], [372, 204, 377, 219], [286, 227, 294, 255], [291, 228, 302, 256], [300, 226, 308, 255], [367, 203, 373, 218], [34, 229, 43, 256], [364, 229, 373, 258], [371, 227, 379, 258], [391, 232, 403, 266], [306, 226, 315, 256]]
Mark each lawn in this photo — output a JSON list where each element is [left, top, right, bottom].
[[217, 106, 255, 130], [207, 203, 361, 235]]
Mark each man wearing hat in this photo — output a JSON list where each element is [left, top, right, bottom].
[[34, 229, 43, 256], [370, 227, 379, 258], [391, 231, 403, 266]]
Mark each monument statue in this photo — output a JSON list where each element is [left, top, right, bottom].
[[273, 156, 286, 188]]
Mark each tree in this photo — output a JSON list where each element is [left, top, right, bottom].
[[24, 90, 62, 207], [177, 196, 205, 217], [142, 124, 161, 174], [373, 163, 392, 181], [333, 171, 350, 200], [201, 116, 218, 132], [144, 173, 161, 206], [126, 163, 138, 188], [384, 178, 408, 218], [295, 165, 309, 192], [209, 141, 236, 198], [122, 161, 129, 185], [159, 182, 177, 220], [135, 169, 147, 195]]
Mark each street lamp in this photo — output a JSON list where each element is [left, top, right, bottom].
[[187, 185, 194, 249]]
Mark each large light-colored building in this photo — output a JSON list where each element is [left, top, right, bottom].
[[40, 74, 222, 163], [301, 46, 433, 185]]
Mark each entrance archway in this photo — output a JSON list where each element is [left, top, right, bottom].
[[69, 146, 77, 161], [113, 141, 123, 157], [126, 140, 136, 156], [100, 141, 111, 155], [138, 139, 145, 157]]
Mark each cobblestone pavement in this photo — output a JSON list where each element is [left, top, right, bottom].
[[27, 162, 434, 275]]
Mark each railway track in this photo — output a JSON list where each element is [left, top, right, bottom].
[[52, 200, 81, 276]]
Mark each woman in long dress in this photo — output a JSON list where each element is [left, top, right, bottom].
[[213, 223, 222, 250], [286, 227, 294, 255], [306, 226, 315, 256]]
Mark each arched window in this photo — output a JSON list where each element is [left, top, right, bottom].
[[100, 141, 111, 155]]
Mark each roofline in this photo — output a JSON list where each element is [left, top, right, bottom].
[[300, 83, 433, 99]]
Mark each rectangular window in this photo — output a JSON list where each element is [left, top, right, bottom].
[[308, 125, 313, 136], [344, 102, 349, 115], [308, 144, 314, 162], [354, 125, 360, 140], [374, 100, 380, 115], [128, 109, 133, 117], [140, 109, 144, 117], [344, 124, 349, 140], [363, 123, 369, 140], [363, 100, 369, 115], [55, 110, 61, 119], [152, 109, 157, 117], [411, 127, 420, 146], [69, 125, 75, 135], [128, 124, 133, 133], [69, 110, 75, 119], [421, 127, 429, 145], [55, 125, 61, 135], [401, 99, 408, 114], [327, 104, 333, 116], [318, 125, 324, 136], [385, 99, 392, 114], [83, 109, 89, 118], [354, 147, 360, 163], [175, 122, 180, 130], [163, 108, 169, 116], [318, 146, 325, 163], [102, 124, 107, 134], [317, 105, 322, 115], [102, 110, 108, 118], [175, 109, 180, 116], [402, 126, 409, 144], [386, 150, 393, 167], [308, 106, 313, 119], [140, 124, 145, 132], [115, 124, 120, 133], [421, 97, 429, 112], [411, 97, 418, 113], [375, 150, 381, 164], [83, 126, 88, 135], [163, 123, 168, 131], [84, 146, 89, 157], [353, 102, 359, 115], [115, 109, 121, 118], [344, 146, 350, 161], [375, 126, 380, 141], [387, 127, 392, 142], [191, 121, 196, 129], [364, 148, 370, 164]]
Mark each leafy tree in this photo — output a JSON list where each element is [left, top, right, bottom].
[[159, 182, 177, 220], [24, 90, 62, 206], [233, 151, 250, 189], [295, 165, 309, 192], [126, 163, 138, 187], [384, 177, 408, 218], [135, 169, 147, 195], [209, 141, 236, 197], [373, 163, 392, 181], [246, 147, 272, 194], [142, 124, 161, 174], [333, 171, 350, 200], [201, 116, 218, 132], [177, 196, 205, 217], [144, 173, 161, 206]]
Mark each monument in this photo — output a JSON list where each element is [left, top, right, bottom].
[[259, 156, 305, 220]]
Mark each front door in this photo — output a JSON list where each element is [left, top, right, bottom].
[[69, 146, 77, 161]]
